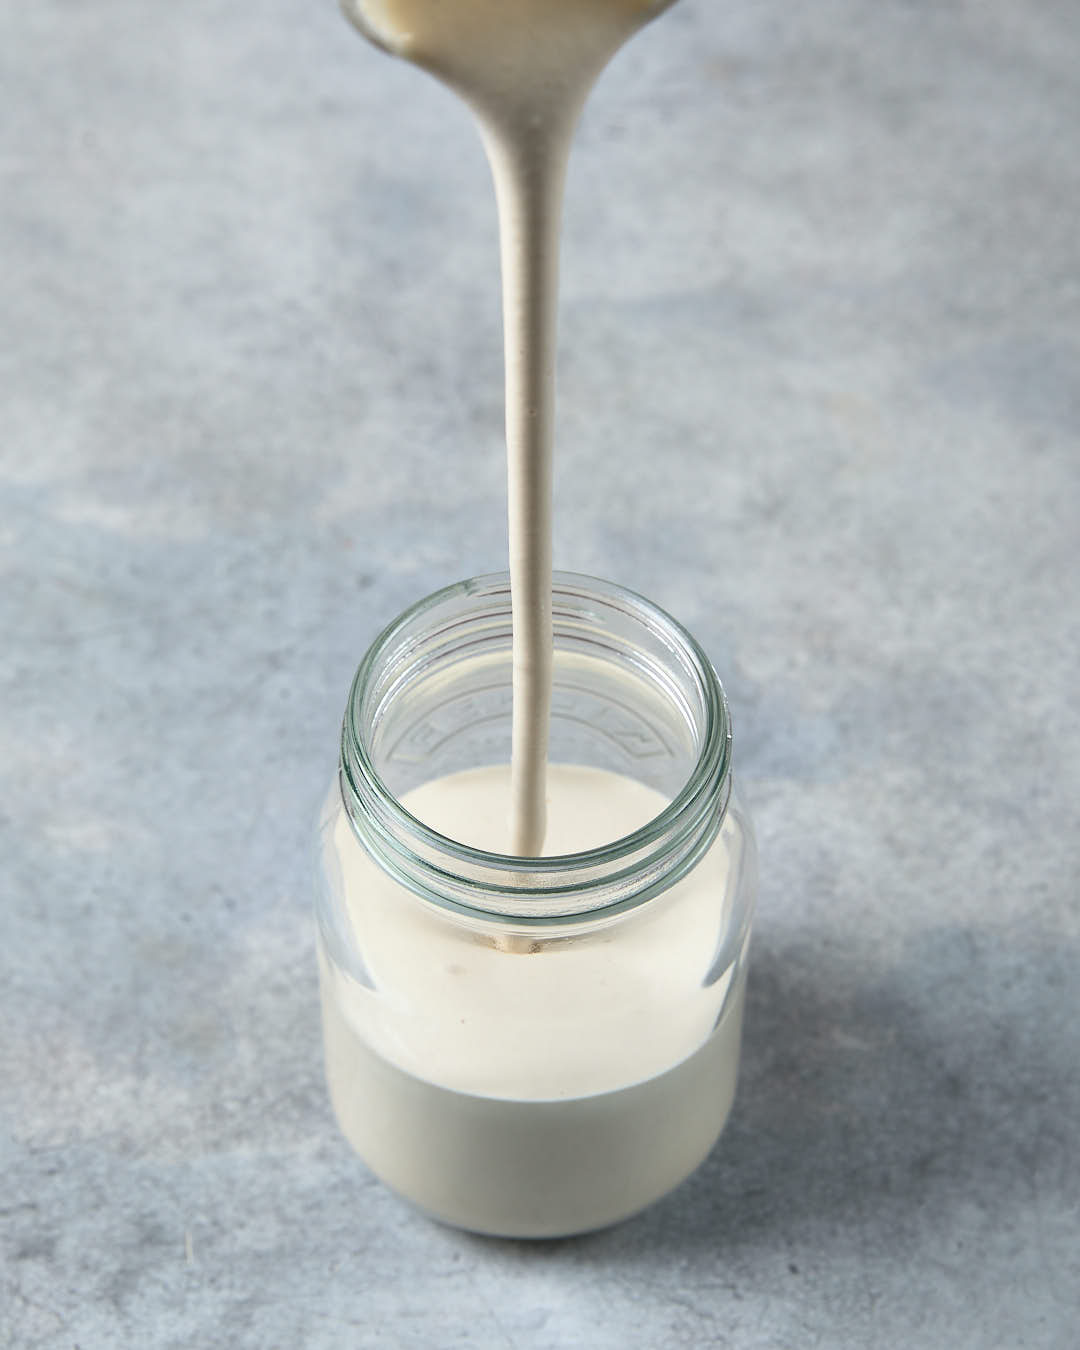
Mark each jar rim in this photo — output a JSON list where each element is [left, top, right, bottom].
[[341, 571, 733, 922]]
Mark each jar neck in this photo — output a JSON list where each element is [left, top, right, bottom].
[[340, 572, 733, 929]]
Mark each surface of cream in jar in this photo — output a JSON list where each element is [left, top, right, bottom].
[[341, 0, 674, 855], [325, 763, 740, 1099]]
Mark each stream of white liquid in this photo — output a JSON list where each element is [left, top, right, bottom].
[[342, 0, 675, 853]]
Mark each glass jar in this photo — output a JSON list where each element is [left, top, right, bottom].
[[315, 572, 756, 1238]]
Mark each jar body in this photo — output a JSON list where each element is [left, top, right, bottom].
[[315, 573, 756, 1238]]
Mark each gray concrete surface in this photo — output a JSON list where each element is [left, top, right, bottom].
[[3, 0, 1079, 1345]]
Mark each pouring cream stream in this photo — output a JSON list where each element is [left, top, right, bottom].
[[342, 0, 675, 853]]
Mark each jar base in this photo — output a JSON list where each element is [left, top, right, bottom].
[[320, 966, 747, 1239]]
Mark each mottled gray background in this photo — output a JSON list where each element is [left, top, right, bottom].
[[2, 0, 1078, 1346]]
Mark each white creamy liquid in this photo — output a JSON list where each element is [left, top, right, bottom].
[[328, 0, 748, 1238], [342, 0, 674, 853], [318, 764, 748, 1237]]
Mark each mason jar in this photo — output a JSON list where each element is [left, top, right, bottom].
[[315, 572, 756, 1238]]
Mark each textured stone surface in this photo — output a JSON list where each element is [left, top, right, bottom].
[[2, 1, 1079, 1346]]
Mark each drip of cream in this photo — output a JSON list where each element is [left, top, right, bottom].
[[342, 0, 674, 853]]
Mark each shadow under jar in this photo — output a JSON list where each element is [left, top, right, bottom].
[[315, 572, 756, 1238]]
